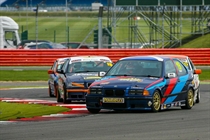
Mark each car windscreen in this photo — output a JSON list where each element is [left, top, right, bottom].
[[106, 60, 162, 77], [67, 61, 112, 73]]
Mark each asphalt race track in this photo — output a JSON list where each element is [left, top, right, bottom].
[[0, 84, 209, 140]]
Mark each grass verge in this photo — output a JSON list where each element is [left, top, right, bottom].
[[0, 69, 209, 81], [0, 70, 49, 81], [0, 102, 70, 121]]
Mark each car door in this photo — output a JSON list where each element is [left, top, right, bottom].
[[161, 59, 179, 104], [162, 59, 189, 105], [171, 59, 190, 103], [173, 59, 189, 94]]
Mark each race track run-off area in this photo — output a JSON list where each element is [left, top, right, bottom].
[[0, 98, 90, 122]]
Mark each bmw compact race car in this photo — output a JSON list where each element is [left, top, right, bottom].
[[56, 56, 113, 103], [86, 55, 201, 113], [47, 57, 69, 97], [156, 55, 202, 103]]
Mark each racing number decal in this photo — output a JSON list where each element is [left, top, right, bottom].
[[175, 62, 183, 72], [182, 61, 188, 67], [107, 62, 113, 67]]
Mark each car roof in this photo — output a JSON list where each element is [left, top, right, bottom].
[[154, 54, 188, 59], [68, 56, 112, 63], [120, 55, 171, 61], [55, 56, 112, 63]]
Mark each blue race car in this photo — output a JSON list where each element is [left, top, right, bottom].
[[56, 56, 113, 103], [86, 55, 200, 113]]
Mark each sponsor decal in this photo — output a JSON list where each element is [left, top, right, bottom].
[[100, 59, 110, 62], [74, 73, 97, 76], [71, 59, 82, 63], [171, 102, 181, 107], [100, 82, 110, 85], [58, 61, 65, 64], [84, 76, 100, 79], [119, 78, 143, 82]]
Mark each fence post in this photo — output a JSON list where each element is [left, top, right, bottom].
[[54, 30, 56, 43], [67, 26, 69, 43]]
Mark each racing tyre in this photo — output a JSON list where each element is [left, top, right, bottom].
[[181, 88, 194, 109], [151, 90, 161, 112], [48, 85, 54, 97], [87, 108, 101, 114], [63, 85, 71, 104], [195, 89, 200, 103], [57, 90, 63, 103]]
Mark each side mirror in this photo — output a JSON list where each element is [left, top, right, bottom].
[[166, 73, 176, 78], [194, 69, 202, 74], [99, 71, 106, 77], [47, 69, 54, 74], [56, 69, 64, 74]]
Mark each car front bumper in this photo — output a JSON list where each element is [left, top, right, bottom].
[[86, 96, 153, 111], [66, 89, 88, 101]]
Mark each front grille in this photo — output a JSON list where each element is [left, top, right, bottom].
[[105, 89, 114, 96], [70, 95, 84, 99], [115, 90, 125, 96], [104, 89, 125, 97]]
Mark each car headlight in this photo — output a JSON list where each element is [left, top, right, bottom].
[[129, 89, 143, 95], [90, 88, 102, 94]]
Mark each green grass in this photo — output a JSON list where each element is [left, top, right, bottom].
[[0, 70, 49, 81], [180, 34, 210, 48], [0, 102, 70, 121], [0, 69, 209, 81], [199, 69, 210, 81]]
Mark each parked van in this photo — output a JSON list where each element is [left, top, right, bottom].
[[0, 16, 20, 49]]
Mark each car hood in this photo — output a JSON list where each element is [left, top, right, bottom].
[[65, 72, 101, 83], [90, 76, 163, 89]]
